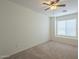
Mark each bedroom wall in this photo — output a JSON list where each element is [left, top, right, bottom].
[[50, 13, 78, 46], [0, 0, 49, 58]]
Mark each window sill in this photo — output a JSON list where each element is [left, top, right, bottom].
[[55, 35, 77, 40]]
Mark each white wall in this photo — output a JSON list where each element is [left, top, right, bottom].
[[50, 13, 78, 46], [0, 0, 49, 58]]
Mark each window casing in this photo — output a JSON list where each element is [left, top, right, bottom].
[[55, 19, 77, 39]]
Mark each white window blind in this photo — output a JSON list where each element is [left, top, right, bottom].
[[56, 19, 76, 37]]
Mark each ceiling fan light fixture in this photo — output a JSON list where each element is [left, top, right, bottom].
[[50, 5, 57, 10], [42, 0, 66, 11]]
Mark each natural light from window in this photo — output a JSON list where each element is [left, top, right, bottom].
[[56, 19, 77, 38]]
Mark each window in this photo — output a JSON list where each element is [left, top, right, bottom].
[[55, 19, 77, 38]]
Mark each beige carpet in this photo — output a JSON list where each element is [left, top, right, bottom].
[[5, 40, 78, 59]]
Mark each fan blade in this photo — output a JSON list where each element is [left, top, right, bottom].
[[43, 3, 50, 6], [45, 7, 50, 11], [56, 4, 66, 7], [50, 0, 59, 4], [56, 0, 60, 3]]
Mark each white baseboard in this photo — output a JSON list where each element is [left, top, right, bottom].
[[0, 40, 49, 59], [0, 55, 10, 59]]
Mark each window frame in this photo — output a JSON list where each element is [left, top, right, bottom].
[[55, 18, 77, 39]]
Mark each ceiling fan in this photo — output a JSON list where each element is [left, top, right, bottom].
[[43, 0, 66, 11]]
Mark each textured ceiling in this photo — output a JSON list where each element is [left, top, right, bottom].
[[9, 0, 78, 17]]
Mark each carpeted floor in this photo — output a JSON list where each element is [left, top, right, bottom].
[[5, 40, 78, 59]]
